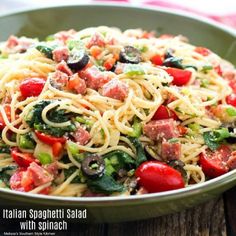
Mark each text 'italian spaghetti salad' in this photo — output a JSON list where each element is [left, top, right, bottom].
[[0, 26, 235, 197]]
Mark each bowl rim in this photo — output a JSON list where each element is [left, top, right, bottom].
[[0, 3, 236, 204]]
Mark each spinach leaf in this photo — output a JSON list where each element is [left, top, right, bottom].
[[163, 57, 184, 69], [47, 107, 71, 123], [25, 100, 76, 137], [203, 128, 230, 151], [0, 143, 10, 154], [34, 123, 76, 137], [129, 137, 147, 166], [203, 132, 219, 150], [25, 100, 51, 128], [64, 166, 81, 183], [103, 150, 135, 174], [0, 166, 17, 186], [36, 45, 53, 59], [87, 174, 124, 194]]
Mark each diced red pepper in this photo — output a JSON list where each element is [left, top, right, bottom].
[[165, 68, 192, 86], [11, 148, 36, 167], [35, 131, 66, 145], [150, 54, 163, 66]]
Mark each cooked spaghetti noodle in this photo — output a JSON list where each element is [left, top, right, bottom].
[[0, 26, 235, 196]]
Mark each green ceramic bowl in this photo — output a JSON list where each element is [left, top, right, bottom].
[[0, 4, 236, 223]]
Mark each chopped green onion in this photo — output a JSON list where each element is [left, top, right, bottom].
[[45, 35, 55, 42], [124, 64, 145, 76], [38, 153, 52, 165], [67, 141, 79, 156], [127, 169, 135, 177], [168, 138, 179, 143], [200, 79, 210, 88], [67, 39, 84, 50], [75, 116, 94, 127], [188, 123, 200, 132], [210, 128, 230, 142], [128, 116, 142, 138], [19, 134, 36, 149], [201, 65, 213, 73], [226, 107, 236, 117]]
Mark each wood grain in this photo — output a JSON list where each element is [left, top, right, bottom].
[[224, 187, 236, 236], [107, 197, 226, 236], [60, 197, 226, 236]]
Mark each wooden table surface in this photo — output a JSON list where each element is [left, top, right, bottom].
[[61, 187, 236, 236]]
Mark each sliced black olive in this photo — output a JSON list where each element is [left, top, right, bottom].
[[67, 49, 89, 70], [164, 49, 175, 59], [168, 160, 188, 182], [119, 46, 141, 64], [81, 155, 105, 179], [163, 57, 184, 69], [226, 127, 236, 143]]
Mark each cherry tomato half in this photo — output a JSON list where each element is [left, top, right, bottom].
[[165, 68, 192, 86], [199, 145, 231, 178], [150, 54, 163, 66], [152, 105, 178, 120], [226, 94, 236, 107], [11, 148, 36, 167], [19, 78, 45, 98], [0, 104, 11, 129], [35, 131, 66, 145], [135, 161, 185, 193], [52, 142, 63, 157], [194, 47, 210, 56], [10, 169, 34, 192]]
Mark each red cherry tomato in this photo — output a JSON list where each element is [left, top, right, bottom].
[[0, 104, 11, 129], [165, 68, 192, 86], [194, 47, 210, 56], [199, 145, 231, 178], [152, 105, 178, 120], [135, 161, 185, 193], [35, 131, 66, 145], [228, 80, 236, 93], [11, 148, 36, 167], [177, 125, 188, 136], [19, 78, 45, 98], [39, 186, 51, 195], [226, 94, 236, 107], [52, 142, 63, 157], [10, 169, 34, 192], [150, 54, 163, 66], [214, 65, 222, 76]]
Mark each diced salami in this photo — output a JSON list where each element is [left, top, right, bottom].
[[53, 46, 69, 63], [86, 32, 106, 49], [161, 141, 181, 161], [28, 162, 53, 186], [143, 119, 178, 141], [6, 35, 19, 48], [82, 66, 111, 90], [5, 36, 35, 53], [54, 29, 76, 43], [114, 62, 126, 74], [73, 126, 91, 145], [56, 60, 73, 76], [50, 71, 69, 90], [45, 162, 58, 177], [101, 79, 128, 101], [227, 151, 236, 170], [68, 74, 87, 95]]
